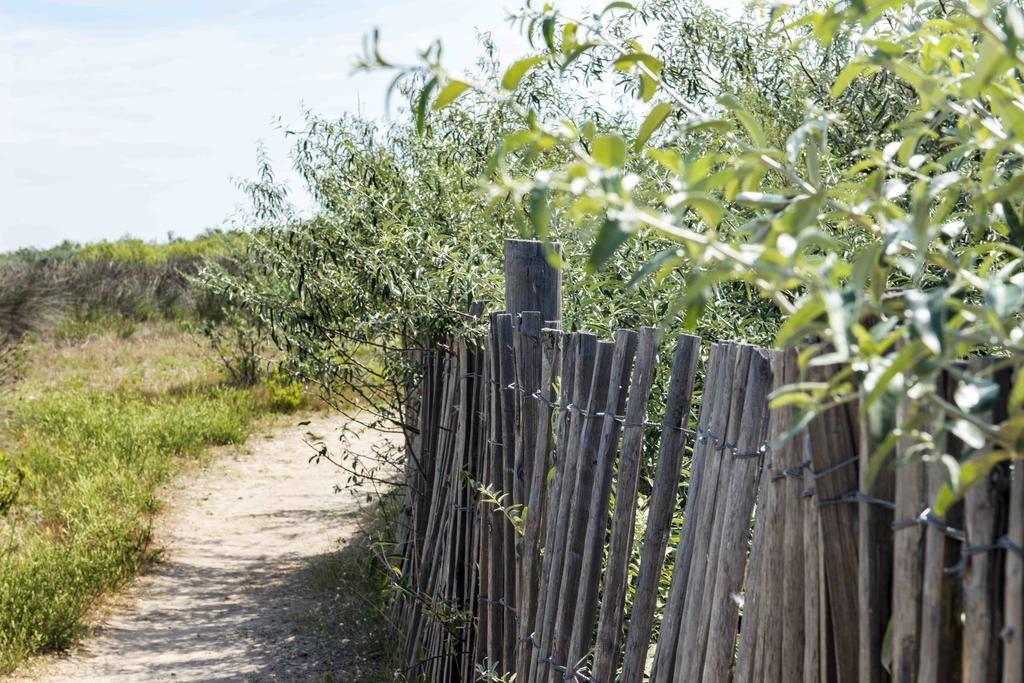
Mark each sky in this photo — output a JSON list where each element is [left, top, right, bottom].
[[1, 0, 601, 251]]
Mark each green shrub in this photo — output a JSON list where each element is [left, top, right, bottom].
[[264, 368, 305, 412]]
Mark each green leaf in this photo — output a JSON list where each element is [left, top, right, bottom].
[[681, 118, 735, 134], [1001, 200, 1024, 249], [415, 77, 438, 134], [822, 289, 851, 360], [627, 248, 681, 287], [719, 95, 767, 148], [613, 52, 663, 75], [529, 185, 551, 238], [666, 192, 723, 227], [954, 376, 999, 413], [432, 80, 470, 111], [592, 134, 627, 167], [542, 15, 556, 53], [560, 42, 598, 70], [1010, 366, 1024, 415], [646, 148, 682, 172], [588, 218, 632, 272], [735, 192, 791, 210], [904, 290, 945, 356], [950, 419, 986, 450], [777, 193, 824, 233], [639, 72, 658, 101], [776, 296, 825, 347], [937, 454, 960, 491], [863, 342, 924, 411], [501, 56, 547, 90], [831, 61, 875, 98], [934, 450, 1009, 515], [635, 102, 673, 151], [601, 1, 635, 14]]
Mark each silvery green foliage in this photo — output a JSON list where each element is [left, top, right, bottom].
[[377, 0, 1024, 507]]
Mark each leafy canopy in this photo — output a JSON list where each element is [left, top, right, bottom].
[[367, 0, 1024, 509]]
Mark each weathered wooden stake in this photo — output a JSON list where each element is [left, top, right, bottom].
[[504, 239, 562, 323], [565, 330, 638, 677], [620, 334, 701, 683], [515, 327, 562, 679], [592, 327, 660, 683], [528, 332, 577, 683]]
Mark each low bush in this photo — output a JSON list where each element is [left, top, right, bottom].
[[263, 368, 305, 412]]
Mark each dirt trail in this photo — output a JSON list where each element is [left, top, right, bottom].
[[18, 412, 397, 682]]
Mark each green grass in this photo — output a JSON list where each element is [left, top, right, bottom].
[[0, 327, 268, 672]]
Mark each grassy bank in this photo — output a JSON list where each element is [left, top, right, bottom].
[[0, 325, 274, 672]]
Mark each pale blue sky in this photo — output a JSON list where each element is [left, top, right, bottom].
[[2, 0, 593, 250], [0, 1, 730, 251]]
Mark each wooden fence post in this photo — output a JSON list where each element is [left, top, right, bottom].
[[504, 239, 562, 322]]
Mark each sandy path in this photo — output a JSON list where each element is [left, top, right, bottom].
[[19, 412, 397, 682]]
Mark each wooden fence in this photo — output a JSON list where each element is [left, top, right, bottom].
[[388, 240, 1023, 682]]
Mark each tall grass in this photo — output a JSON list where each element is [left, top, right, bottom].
[[0, 330, 263, 673]]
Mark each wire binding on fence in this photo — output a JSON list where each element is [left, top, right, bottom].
[[476, 595, 519, 617], [771, 453, 857, 480], [817, 489, 896, 510], [519, 633, 539, 646], [891, 508, 966, 542], [499, 380, 700, 435], [769, 457, 811, 481], [696, 426, 769, 459], [809, 454, 859, 479], [945, 533, 1024, 577]]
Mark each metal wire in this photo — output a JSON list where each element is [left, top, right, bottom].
[[946, 534, 1024, 575], [817, 489, 896, 510], [891, 509, 966, 542]]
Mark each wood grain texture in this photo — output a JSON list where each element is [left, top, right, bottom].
[[503, 239, 562, 324], [547, 340, 616, 683], [962, 358, 1010, 683], [672, 343, 741, 681], [702, 346, 773, 682], [593, 328, 660, 683], [535, 333, 597, 681], [680, 344, 754, 683], [858, 374, 894, 683], [566, 329, 638, 678], [649, 343, 726, 683], [803, 430, 822, 683], [892, 399, 927, 683], [1003, 456, 1023, 683], [496, 313, 519, 670], [806, 363, 860, 683], [779, 351, 806, 683], [917, 373, 964, 683], [515, 326, 562, 679], [619, 333, 702, 683]]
